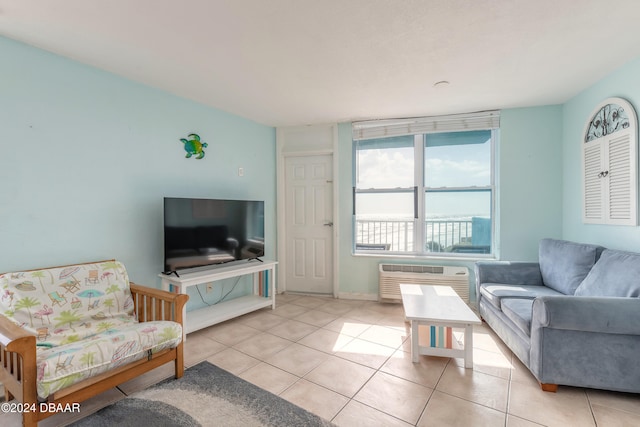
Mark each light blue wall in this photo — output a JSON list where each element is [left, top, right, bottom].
[[562, 57, 640, 252], [499, 106, 564, 259], [337, 106, 564, 300], [0, 36, 276, 308]]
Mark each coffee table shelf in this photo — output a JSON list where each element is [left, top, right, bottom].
[[400, 284, 481, 368]]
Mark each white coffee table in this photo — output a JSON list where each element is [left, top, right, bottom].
[[400, 284, 481, 368]]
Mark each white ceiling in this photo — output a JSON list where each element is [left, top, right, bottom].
[[2, 0, 640, 127]]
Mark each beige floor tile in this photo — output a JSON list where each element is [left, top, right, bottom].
[[232, 331, 293, 359], [417, 390, 506, 427], [354, 371, 432, 424], [376, 313, 412, 330], [452, 346, 514, 380], [200, 320, 261, 346], [236, 310, 286, 330], [298, 328, 354, 354], [281, 379, 349, 421], [305, 356, 376, 397], [473, 323, 512, 355], [357, 324, 408, 349], [294, 309, 338, 327], [290, 295, 331, 309], [366, 301, 405, 316], [591, 403, 640, 427], [238, 362, 299, 395], [436, 363, 509, 412], [183, 332, 227, 367], [380, 349, 448, 388], [333, 400, 414, 427], [316, 300, 356, 316], [508, 380, 595, 427], [509, 355, 542, 386], [16, 295, 638, 427], [586, 389, 640, 416], [265, 343, 329, 376], [117, 362, 177, 395], [506, 415, 546, 427], [275, 292, 302, 304], [206, 347, 260, 375], [322, 317, 372, 337], [272, 303, 310, 318], [268, 318, 318, 341], [336, 298, 369, 307], [343, 307, 386, 324], [336, 337, 396, 369]]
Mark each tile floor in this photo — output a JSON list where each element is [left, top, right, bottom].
[[3, 293, 640, 426]]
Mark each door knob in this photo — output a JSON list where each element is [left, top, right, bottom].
[[324, 222, 333, 227]]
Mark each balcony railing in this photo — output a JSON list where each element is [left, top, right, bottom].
[[355, 218, 490, 254]]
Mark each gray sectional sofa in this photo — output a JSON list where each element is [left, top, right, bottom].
[[475, 238, 640, 393]]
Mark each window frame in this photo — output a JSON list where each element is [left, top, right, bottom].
[[352, 126, 497, 258]]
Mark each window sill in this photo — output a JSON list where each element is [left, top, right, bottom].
[[351, 251, 497, 262]]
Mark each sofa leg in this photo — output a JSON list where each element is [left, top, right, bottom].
[[540, 383, 558, 392]]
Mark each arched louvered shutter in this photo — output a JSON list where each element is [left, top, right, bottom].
[[582, 97, 638, 225]]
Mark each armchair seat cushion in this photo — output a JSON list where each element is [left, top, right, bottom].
[[36, 320, 182, 399], [479, 284, 562, 310]]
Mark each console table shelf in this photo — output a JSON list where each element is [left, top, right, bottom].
[[159, 259, 277, 337]]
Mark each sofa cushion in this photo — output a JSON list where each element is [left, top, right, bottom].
[[0, 260, 136, 349], [575, 249, 640, 297], [538, 239, 604, 295], [479, 284, 563, 310], [36, 319, 182, 399], [501, 298, 533, 337]]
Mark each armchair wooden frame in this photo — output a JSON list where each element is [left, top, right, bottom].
[[0, 281, 188, 427]]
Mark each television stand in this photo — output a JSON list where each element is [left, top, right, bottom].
[[159, 259, 277, 339]]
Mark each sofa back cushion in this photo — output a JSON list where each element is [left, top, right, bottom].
[[538, 239, 604, 295], [0, 260, 136, 348], [575, 249, 640, 297]]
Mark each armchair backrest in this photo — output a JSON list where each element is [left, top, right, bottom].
[[0, 260, 136, 348]]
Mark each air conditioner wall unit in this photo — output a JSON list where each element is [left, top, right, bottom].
[[378, 263, 470, 303]]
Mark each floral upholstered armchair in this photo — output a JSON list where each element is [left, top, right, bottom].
[[0, 260, 188, 427]]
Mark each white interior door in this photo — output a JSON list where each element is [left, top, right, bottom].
[[285, 155, 333, 294]]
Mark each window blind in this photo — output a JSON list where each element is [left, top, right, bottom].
[[352, 110, 500, 141]]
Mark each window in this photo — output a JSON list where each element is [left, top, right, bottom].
[[353, 112, 498, 257]]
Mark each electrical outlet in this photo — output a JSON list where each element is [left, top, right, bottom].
[[206, 283, 213, 293]]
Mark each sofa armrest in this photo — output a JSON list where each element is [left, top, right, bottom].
[[475, 261, 543, 286], [0, 314, 35, 348], [0, 314, 38, 403], [475, 261, 544, 300], [130, 282, 189, 325], [532, 295, 640, 335]]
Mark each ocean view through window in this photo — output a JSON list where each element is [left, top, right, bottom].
[[352, 112, 498, 257]]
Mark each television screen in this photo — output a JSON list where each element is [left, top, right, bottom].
[[163, 197, 265, 272]]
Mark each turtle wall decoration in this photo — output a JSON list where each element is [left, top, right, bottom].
[[180, 133, 208, 159]]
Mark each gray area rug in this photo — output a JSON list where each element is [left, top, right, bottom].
[[70, 361, 334, 427]]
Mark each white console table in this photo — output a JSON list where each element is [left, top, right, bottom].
[[159, 259, 277, 338]]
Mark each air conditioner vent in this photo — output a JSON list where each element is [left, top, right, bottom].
[[379, 263, 469, 303]]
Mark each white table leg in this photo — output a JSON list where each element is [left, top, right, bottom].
[[464, 324, 473, 368], [411, 320, 419, 363]]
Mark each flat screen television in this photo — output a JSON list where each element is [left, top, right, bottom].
[[163, 197, 265, 272]]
